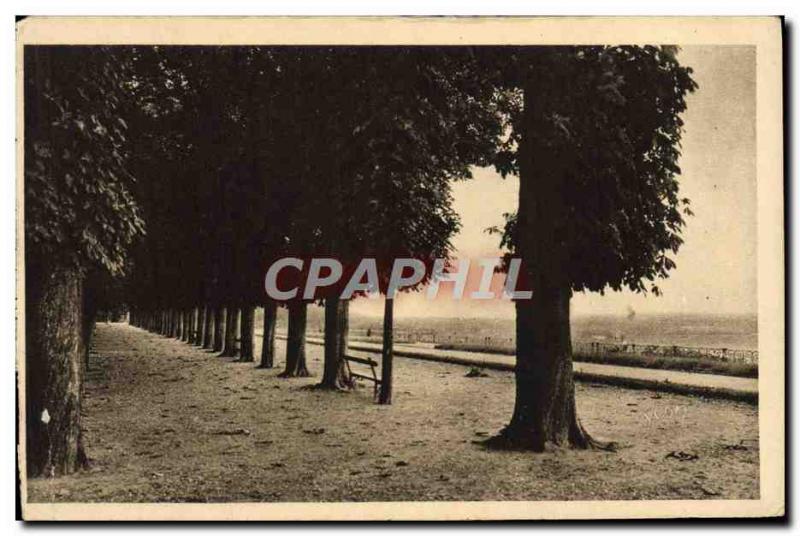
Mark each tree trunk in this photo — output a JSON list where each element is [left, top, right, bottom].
[[486, 74, 611, 452], [195, 306, 206, 346], [279, 301, 310, 377], [188, 308, 194, 342], [493, 287, 589, 450], [378, 297, 394, 404], [188, 308, 194, 341], [221, 306, 240, 357], [221, 307, 232, 354], [181, 309, 190, 342], [319, 297, 352, 389], [194, 307, 200, 344], [213, 306, 225, 352], [239, 305, 255, 362], [81, 279, 97, 371], [202, 305, 213, 349], [191, 307, 199, 344], [258, 300, 277, 368], [171, 311, 176, 336], [25, 264, 88, 477]]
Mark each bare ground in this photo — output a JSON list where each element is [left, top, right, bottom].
[[27, 323, 759, 503]]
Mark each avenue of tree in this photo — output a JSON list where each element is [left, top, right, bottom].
[[24, 45, 696, 477]]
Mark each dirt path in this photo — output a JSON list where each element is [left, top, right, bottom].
[[27, 323, 759, 503], [296, 335, 758, 397]]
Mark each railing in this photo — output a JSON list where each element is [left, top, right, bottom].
[[573, 341, 758, 363], [341, 328, 759, 363]]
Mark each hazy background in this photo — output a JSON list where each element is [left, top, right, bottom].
[[350, 45, 757, 322]]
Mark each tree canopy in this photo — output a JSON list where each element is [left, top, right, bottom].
[[25, 46, 145, 275], [489, 46, 698, 295]]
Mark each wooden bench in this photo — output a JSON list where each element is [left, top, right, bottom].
[[344, 354, 382, 397]]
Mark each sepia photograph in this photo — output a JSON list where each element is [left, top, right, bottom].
[[15, 16, 784, 521]]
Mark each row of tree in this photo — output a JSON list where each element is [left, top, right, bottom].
[[24, 44, 696, 477], [122, 47, 503, 398]]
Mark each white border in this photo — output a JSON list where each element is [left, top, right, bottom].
[[4, 4, 792, 531]]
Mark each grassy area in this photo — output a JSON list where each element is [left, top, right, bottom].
[[433, 343, 758, 378]]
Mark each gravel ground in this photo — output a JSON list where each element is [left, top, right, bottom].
[[27, 323, 760, 503]]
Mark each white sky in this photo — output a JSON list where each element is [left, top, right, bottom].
[[352, 46, 757, 319]]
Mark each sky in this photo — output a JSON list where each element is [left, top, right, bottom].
[[351, 46, 757, 319]]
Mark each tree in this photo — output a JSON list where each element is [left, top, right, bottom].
[[221, 306, 240, 357], [291, 47, 502, 392], [363, 49, 502, 403], [123, 46, 208, 345], [258, 299, 278, 368], [24, 46, 145, 476], [377, 297, 395, 404], [280, 300, 310, 377], [212, 307, 226, 352], [486, 46, 697, 450], [202, 305, 213, 348], [195, 306, 207, 347], [239, 306, 256, 361], [123, 47, 278, 366], [195, 47, 299, 368]]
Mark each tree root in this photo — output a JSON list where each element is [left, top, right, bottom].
[[311, 380, 355, 392], [277, 369, 311, 378], [76, 434, 90, 470], [569, 419, 619, 451], [481, 423, 618, 452], [579, 434, 618, 451], [480, 426, 543, 452]]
